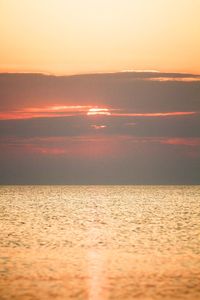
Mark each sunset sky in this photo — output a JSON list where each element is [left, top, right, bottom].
[[0, 1, 200, 184], [1, 0, 200, 74]]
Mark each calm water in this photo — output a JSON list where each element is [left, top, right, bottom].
[[0, 185, 200, 300]]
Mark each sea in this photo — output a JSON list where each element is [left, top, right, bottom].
[[0, 185, 200, 300]]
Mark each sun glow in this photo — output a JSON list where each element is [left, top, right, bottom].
[[91, 125, 107, 130], [87, 108, 111, 116]]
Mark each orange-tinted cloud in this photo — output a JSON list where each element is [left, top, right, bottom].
[[161, 138, 200, 146], [112, 111, 197, 117], [0, 105, 197, 121], [24, 105, 92, 113], [2, 136, 200, 158], [146, 77, 200, 82], [0, 105, 93, 120], [0, 136, 119, 157]]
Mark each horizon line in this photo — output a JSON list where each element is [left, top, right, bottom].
[[1, 69, 200, 77]]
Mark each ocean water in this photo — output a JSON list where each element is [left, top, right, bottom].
[[0, 185, 200, 300]]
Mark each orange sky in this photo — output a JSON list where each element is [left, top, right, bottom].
[[0, 0, 200, 75]]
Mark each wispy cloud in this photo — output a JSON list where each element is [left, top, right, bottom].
[[112, 111, 197, 117], [147, 77, 200, 82], [161, 138, 200, 146]]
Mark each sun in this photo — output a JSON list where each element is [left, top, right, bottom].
[[87, 107, 111, 116]]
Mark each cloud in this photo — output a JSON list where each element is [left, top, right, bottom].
[[0, 71, 200, 114], [0, 71, 200, 184], [147, 77, 200, 82], [0, 107, 196, 121], [0, 134, 200, 184], [0, 113, 199, 138], [112, 111, 196, 117], [161, 138, 200, 146]]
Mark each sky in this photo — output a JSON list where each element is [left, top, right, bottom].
[[0, 72, 200, 184], [0, 1, 200, 184], [1, 0, 200, 74]]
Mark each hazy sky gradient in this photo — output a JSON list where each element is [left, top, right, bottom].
[[1, 0, 200, 74]]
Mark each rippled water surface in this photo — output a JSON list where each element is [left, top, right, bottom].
[[0, 185, 200, 300]]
